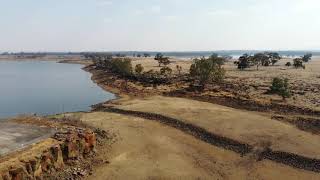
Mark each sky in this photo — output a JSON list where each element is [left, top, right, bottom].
[[1, 0, 320, 52]]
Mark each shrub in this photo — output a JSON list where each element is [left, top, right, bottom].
[[160, 66, 172, 77], [141, 70, 169, 84], [143, 53, 151, 58], [285, 62, 292, 66], [235, 54, 252, 70], [268, 77, 291, 100], [135, 64, 144, 75], [176, 65, 182, 75], [293, 58, 305, 69]]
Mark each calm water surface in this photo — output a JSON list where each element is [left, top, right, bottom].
[[0, 61, 115, 118]]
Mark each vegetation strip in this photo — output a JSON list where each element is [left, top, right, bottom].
[[103, 107, 320, 173]]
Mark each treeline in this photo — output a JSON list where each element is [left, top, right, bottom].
[[86, 52, 312, 100], [234, 52, 312, 70]]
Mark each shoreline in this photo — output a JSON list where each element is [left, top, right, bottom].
[[1, 58, 320, 179]]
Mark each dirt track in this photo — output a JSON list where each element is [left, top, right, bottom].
[[77, 111, 320, 180]]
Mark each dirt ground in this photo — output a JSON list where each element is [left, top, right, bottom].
[[79, 57, 320, 179], [73, 111, 320, 180], [107, 96, 320, 159]]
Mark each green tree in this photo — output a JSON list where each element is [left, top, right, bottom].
[[268, 77, 291, 100], [189, 55, 226, 89]]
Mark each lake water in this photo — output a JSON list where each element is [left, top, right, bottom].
[[0, 61, 115, 118]]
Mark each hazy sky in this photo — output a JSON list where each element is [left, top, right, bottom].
[[1, 0, 320, 52]]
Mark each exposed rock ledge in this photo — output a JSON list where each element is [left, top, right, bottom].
[[0, 126, 96, 180]]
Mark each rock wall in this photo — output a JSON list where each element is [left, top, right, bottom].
[[0, 127, 96, 180]]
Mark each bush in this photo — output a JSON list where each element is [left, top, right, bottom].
[[293, 58, 305, 69], [135, 64, 144, 75], [268, 77, 291, 100], [189, 55, 225, 89], [160, 66, 172, 77], [285, 62, 292, 66], [235, 54, 252, 70], [93, 57, 133, 77], [141, 70, 169, 84]]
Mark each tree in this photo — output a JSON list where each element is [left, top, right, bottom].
[[155, 53, 170, 67], [267, 52, 281, 65], [302, 53, 312, 62], [235, 52, 281, 70], [235, 54, 252, 70], [253, 53, 269, 70], [135, 64, 144, 75], [293, 58, 305, 69], [189, 55, 226, 89], [268, 77, 291, 100]]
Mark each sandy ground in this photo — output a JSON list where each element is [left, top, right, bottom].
[[75, 111, 320, 180], [109, 96, 320, 159]]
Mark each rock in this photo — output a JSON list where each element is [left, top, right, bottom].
[[0, 171, 11, 180], [0, 127, 97, 180], [9, 166, 31, 180]]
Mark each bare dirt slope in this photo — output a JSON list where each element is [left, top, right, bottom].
[[78, 112, 319, 180], [108, 96, 320, 159]]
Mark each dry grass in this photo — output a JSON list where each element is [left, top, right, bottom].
[[110, 96, 320, 159], [131, 57, 320, 111]]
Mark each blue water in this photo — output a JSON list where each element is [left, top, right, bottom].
[[0, 61, 115, 118]]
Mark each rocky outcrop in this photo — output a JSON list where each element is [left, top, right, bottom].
[[0, 127, 96, 180]]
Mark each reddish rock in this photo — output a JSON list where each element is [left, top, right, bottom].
[[1, 127, 97, 180]]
